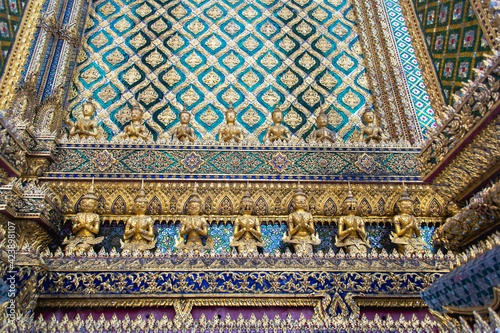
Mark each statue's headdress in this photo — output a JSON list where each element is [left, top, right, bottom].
[[179, 103, 190, 116], [398, 182, 412, 203], [83, 97, 96, 113], [241, 181, 253, 205], [293, 181, 306, 198], [189, 182, 202, 203], [343, 181, 357, 205], [135, 179, 148, 204], [82, 178, 98, 201], [226, 103, 237, 115]]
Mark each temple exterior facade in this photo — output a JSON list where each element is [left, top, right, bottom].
[[0, 0, 498, 330]]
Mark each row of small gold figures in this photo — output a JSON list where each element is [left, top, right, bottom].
[[64, 181, 428, 257]]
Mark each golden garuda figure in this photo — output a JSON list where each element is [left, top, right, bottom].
[[282, 183, 321, 254], [69, 98, 102, 139], [390, 184, 427, 255], [172, 104, 196, 142], [218, 103, 243, 143], [264, 106, 291, 143], [312, 105, 335, 143], [335, 182, 370, 254], [117, 106, 151, 141], [176, 183, 213, 253], [121, 181, 156, 253], [230, 190, 265, 254], [63, 179, 104, 254], [360, 109, 385, 144]]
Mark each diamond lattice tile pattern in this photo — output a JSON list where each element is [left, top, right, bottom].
[[69, 0, 372, 141]]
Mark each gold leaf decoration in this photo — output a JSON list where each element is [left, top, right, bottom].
[[222, 52, 240, 70], [281, 71, 299, 89], [302, 87, 321, 107], [319, 73, 337, 90], [187, 19, 205, 35], [205, 6, 223, 20], [145, 49, 164, 67], [262, 89, 279, 107], [241, 70, 260, 88], [99, 2, 116, 16], [185, 52, 203, 68], [315, 36, 332, 53], [202, 69, 221, 88], [166, 35, 185, 51], [171, 5, 188, 19], [91, 32, 108, 49], [136, 3, 152, 17], [122, 67, 142, 85], [311, 7, 329, 21], [241, 107, 261, 127], [150, 20, 168, 34], [224, 21, 240, 35], [342, 90, 361, 109], [106, 49, 125, 66], [139, 86, 158, 104], [114, 18, 131, 33], [181, 87, 200, 106], [158, 106, 176, 125], [205, 35, 221, 51], [222, 87, 239, 104], [298, 53, 316, 70], [279, 36, 296, 52], [115, 106, 132, 125], [242, 36, 260, 52], [260, 53, 279, 70], [241, 6, 258, 20], [337, 54, 355, 71], [80, 67, 100, 84], [199, 108, 219, 126], [164, 68, 181, 87], [284, 108, 303, 128], [277, 7, 294, 20], [97, 86, 117, 104], [260, 21, 277, 37], [332, 24, 348, 37], [130, 34, 147, 49], [296, 21, 313, 36]]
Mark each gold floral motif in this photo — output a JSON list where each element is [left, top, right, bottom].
[[241, 6, 258, 20], [136, 3, 152, 16], [129, 34, 147, 49], [222, 52, 240, 69], [205, 35, 221, 51], [106, 49, 124, 66], [166, 35, 185, 51], [357, 74, 369, 89], [170, 5, 187, 19], [164, 68, 181, 86], [80, 67, 100, 85], [99, 2, 116, 16], [202, 69, 220, 88], [284, 108, 303, 128], [302, 87, 321, 107], [311, 7, 329, 21], [122, 67, 142, 85], [281, 70, 299, 88], [181, 87, 200, 106], [315, 36, 332, 53], [115, 106, 132, 125], [91, 32, 108, 49], [241, 70, 260, 87], [345, 10, 356, 22], [222, 87, 239, 104], [187, 19, 205, 35], [342, 91, 361, 109], [77, 50, 88, 64], [337, 54, 354, 71], [350, 41, 362, 55], [260, 22, 277, 37], [158, 106, 176, 125], [279, 36, 296, 52], [199, 108, 219, 126], [262, 89, 279, 107], [332, 24, 348, 37], [242, 36, 260, 52], [114, 18, 131, 33], [185, 52, 203, 68], [205, 6, 223, 20], [150, 19, 168, 34], [241, 106, 261, 127], [319, 73, 337, 90], [296, 21, 313, 36], [260, 53, 279, 70], [294, 0, 310, 6], [224, 21, 240, 35], [97, 86, 116, 104], [277, 7, 294, 20], [139, 86, 158, 105], [298, 53, 316, 70], [145, 49, 164, 67]]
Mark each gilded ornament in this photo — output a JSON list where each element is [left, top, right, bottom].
[[241, 6, 258, 20], [122, 67, 142, 85], [62, 180, 104, 254], [312, 106, 335, 143], [172, 104, 196, 142], [115, 106, 132, 125], [80, 66, 100, 85], [130, 34, 147, 49], [319, 72, 337, 90], [199, 107, 219, 126], [242, 36, 260, 52], [176, 184, 213, 253], [335, 182, 371, 254], [277, 7, 294, 20], [298, 53, 316, 70], [391, 184, 427, 255], [105, 49, 125, 66], [332, 24, 348, 37], [222, 52, 240, 69], [180, 86, 200, 106], [302, 87, 321, 107], [114, 18, 131, 33], [164, 67, 181, 86], [315, 36, 332, 53], [150, 19, 168, 34], [218, 103, 243, 142], [69, 98, 103, 139], [99, 2, 116, 16], [139, 86, 159, 105], [166, 35, 185, 51], [205, 6, 223, 20], [282, 183, 321, 254], [279, 36, 296, 52], [241, 106, 261, 127], [230, 190, 265, 254], [91, 32, 109, 49], [136, 3, 152, 16], [342, 90, 361, 109], [260, 22, 277, 37], [283, 108, 302, 128], [205, 35, 222, 51], [311, 7, 329, 21], [264, 106, 290, 143], [97, 85, 116, 104], [185, 52, 203, 68], [281, 70, 299, 89], [187, 19, 205, 35], [260, 53, 279, 70], [221, 86, 239, 104], [145, 49, 164, 67], [171, 5, 188, 19], [224, 21, 240, 35], [360, 109, 385, 144], [337, 54, 355, 71], [121, 181, 156, 253], [241, 69, 260, 87], [261, 89, 279, 107], [157, 106, 176, 125], [202, 68, 221, 88], [296, 21, 313, 36], [117, 107, 152, 141]]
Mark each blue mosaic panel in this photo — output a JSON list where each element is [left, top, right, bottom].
[[384, 0, 436, 135]]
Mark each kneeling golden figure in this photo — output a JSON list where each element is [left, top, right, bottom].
[[176, 184, 213, 253], [335, 183, 370, 254], [230, 191, 265, 254], [121, 183, 156, 253], [390, 184, 427, 255], [282, 184, 320, 254], [63, 180, 104, 254]]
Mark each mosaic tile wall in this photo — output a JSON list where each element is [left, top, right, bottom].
[[384, 0, 436, 133], [61, 221, 438, 254], [413, 0, 491, 103], [0, 0, 27, 74], [67, 0, 436, 142]]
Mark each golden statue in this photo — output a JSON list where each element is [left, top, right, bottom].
[[63, 179, 103, 253], [312, 107, 335, 143], [69, 99, 100, 139], [282, 183, 320, 254], [117, 107, 151, 141], [335, 182, 370, 254], [172, 104, 196, 142], [360, 109, 385, 144], [176, 184, 213, 253], [121, 181, 156, 252], [264, 106, 291, 143], [218, 103, 243, 143], [390, 184, 427, 255], [230, 190, 265, 254]]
